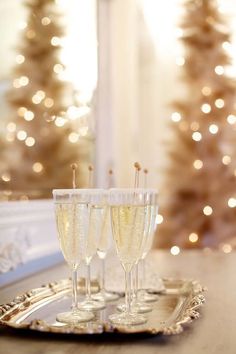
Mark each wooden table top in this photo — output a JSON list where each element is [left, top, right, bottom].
[[0, 250, 234, 354]]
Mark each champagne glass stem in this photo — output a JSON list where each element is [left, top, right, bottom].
[[71, 268, 78, 312], [86, 263, 92, 300], [100, 257, 106, 295], [125, 270, 132, 314]]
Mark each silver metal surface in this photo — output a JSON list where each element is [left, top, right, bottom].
[[0, 278, 205, 336]]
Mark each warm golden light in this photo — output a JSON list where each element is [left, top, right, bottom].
[[25, 137, 35, 147], [203, 205, 213, 216], [55, 116, 66, 127], [32, 162, 43, 173], [16, 54, 25, 64], [19, 76, 29, 86], [201, 86, 212, 96], [215, 65, 224, 75], [68, 132, 79, 143], [18, 107, 27, 117], [201, 103, 211, 114], [1, 173, 11, 182], [189, 233, 198, 243], [53, 63, 64, 74], [51, 36, 60, 46], [24, 110, 35, 121], [192, 132, 202, 141], [222, 155, 231, 165], [155, 214, 164, 224], [171, 112, 181, 122], [222, 244, 232, 253], [41, 17, 51, 26], [170, 246, 180, 256], [190, 122, 199, 131], [227, 115, 236, 125], [215, 98, 224, 108], [44, 98, 54, 108], [7, 122, 16, 132], [193, 159, 203, 169], [209, 124, 219, 134], [17, 130, 27, 141], [175, 57, 185, 66], [228, 198, 236, 208]]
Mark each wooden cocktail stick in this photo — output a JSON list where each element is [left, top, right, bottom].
[[134, 162, 141, 188], [108, 169, 113, 188], [143, 168, 148, 188], [71, 163, 78, 189], [88, 165, 94, 188]]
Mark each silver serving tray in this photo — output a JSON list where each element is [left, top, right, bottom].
[[0, 278, 205, 336]]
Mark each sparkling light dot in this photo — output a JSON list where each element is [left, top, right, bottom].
[[19, 21, 27, 30], [201, 86, 212, 96], [222, 41, 231, 51], [227, 115, 236, 125], [25, 137, 35, 147], [53, 63, 63, 74], [17, 130, 27, 141], [156, 214, 164, 225], [19, 76, 29, 86], [228, 198, 236, 208], [190, 122, 199, 131], [18, 107, 27, 117], [32, 94, 41, 104], [55, 117, 66, 127], [24, 110, 34, 121], [16, 54, 25, 64], [68, 132, 79, 143], [215, 98, 224, 108], [79, 126, 89, 136], [6, 133, 15, 142], [176, 57, 185, 66], [41, 17, 51, 26], [203, 205, 213, 216], [222, 155, 231, 165], [36, 90, 46, 99], [193, 159, 203, 169], [192, 132, 202, 141], [201, 103, 211, 114], [171, 112, 181, 122], [51, 36, 60, 46], [7, 122, 16, 132], [209, 124, 219, 134], [189, 233, 199, 243], [26, 29, 36, 39], [170, 246, 180, 256], [44, 98, 54, 108], [32, 162, 43, 173], [222, 244, 232, 253], [215, 65, 224, 75], [1, 173, 11, 182]]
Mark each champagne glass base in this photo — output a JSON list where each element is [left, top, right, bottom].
[[117, 301, 152, 314], [139, 291, 159, 303], [56, 310, 94, 324], [79, 299, 106, 311], [109, 312, 147, 326], [92, 291, 120, 302]]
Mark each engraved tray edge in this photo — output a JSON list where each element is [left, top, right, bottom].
[[0, 278, 206, 336]]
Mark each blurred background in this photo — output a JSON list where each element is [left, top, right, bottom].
[[1, 0, 236, 261]]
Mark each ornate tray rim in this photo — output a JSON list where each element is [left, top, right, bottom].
[[0, 278, 206, 336]]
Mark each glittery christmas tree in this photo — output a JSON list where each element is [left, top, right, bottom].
[[158, 0, 236, 252], [0, 0, 91, 199]]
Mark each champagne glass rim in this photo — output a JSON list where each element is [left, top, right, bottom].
[[109, 188, 158, 193], [53, 188, 106, 195]]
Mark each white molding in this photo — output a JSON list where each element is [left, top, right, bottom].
[[0, 200, 59, 274]]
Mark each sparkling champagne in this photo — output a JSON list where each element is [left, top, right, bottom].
[[111, 205, 146, 271], [55, 202, 88, 267], [97, 206, 112, 259]]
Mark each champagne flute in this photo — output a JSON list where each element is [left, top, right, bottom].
[[138, 190, 160, 302], [53, 189, 94, 324], [108, 188, 149, 326], [79, 189, 106, 311]]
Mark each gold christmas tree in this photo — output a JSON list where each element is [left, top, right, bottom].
[[0, 0, 91, 199], [157, 0, 236, 251]]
